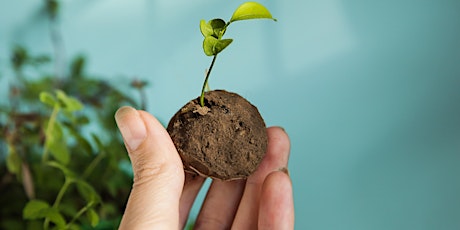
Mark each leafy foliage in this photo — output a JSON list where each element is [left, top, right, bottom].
[[199, 2, 276, 57], [0, 2, 147, 229], [0, 44, 145, 229]]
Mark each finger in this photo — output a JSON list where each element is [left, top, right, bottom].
[[179, 173, 206, 229], [194, 179, 245, 229], [258, 170, 294, 230], [115, 106, 185, 229], [232, 127, 290, 229]]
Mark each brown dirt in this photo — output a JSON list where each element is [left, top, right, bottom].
[[167, 90, 268, 180]]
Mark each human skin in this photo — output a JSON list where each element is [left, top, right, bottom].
[[115, 106, 294, 229]]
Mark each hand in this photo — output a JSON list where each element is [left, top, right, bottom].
[[115, 106, 294, 229]]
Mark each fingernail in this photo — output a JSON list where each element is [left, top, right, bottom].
[[115, 106, 147, 151], [278, 167, 290, 176]]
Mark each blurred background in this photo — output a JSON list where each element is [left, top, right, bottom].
[[1, 0, 460, 229]]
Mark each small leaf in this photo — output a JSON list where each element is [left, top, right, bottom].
[[66, 97, 83, 111], [23, 202, 66, 228], [87, 208, 99, 227], [47, 119, 63, 141], [203, 36, 218, 56], [43, 208, 66, 228], [23, 200, 50, 219], [47, 161, 76, 179], [200, 20, 213, 37], [76, 180, 101, 204], [230, 2, 276, 23], [203, 37, 233, 56], [56, 90, 83, 112], [6, 145, 21, 174], [39, 91, 57, 107], [208, 18, 226, 38], [214, 39, 233, 54], [49, 140, 70, 165], [46, 122, 70, 165]]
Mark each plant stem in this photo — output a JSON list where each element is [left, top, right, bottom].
[[44, 177, 73, 230], [53, 178, 72, 208], [82, 151, 105, 179], [42, 105, 60, 163], [200, 54, 218, 107], [66, 201, 94, 228]]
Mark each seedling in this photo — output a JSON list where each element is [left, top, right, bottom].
[[167, 2, 276, 180], [199, 1, 276, 107]]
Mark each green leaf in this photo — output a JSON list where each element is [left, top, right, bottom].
[[76, 180, 101, 204], [201, 19, 227, 38], [23, 202, 66, 228], [47, 119, 63, 141], [203, 37, 233, 56], [47, 161, 76, 179], [209, 18, 226, 38], [46, 122, 70, 165], [43, 208, 66, 228], [200, 20, 213, 37], [87, 209, 99, 227], [203, 36, 218, 56], [39, 91, 57, 107], [49, 140, 70, 165], [229, 2, 276, 23], [6, 145, 21, 174], [56, 90, 83, 112], [23, 200, 50, 219], [214, 39, 233, 54], [65, 97, 83, 111]]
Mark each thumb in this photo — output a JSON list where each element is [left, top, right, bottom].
[[115, 106, 184, 229]]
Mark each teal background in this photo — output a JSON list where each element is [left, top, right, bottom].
[[1, 0, 460, 229]]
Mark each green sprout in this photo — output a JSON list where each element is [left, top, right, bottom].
[[199, 1, 276, 107]]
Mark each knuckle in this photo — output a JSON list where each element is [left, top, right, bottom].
[[133, 161, 162, 183]]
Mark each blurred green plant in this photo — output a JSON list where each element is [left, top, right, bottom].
[[0, 0, 148, 229], [0, 45, 147, 229]]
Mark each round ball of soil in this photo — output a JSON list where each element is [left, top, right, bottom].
[[167, 90, 268, 180]]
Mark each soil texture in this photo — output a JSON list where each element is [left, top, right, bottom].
[[167, 90, 268, 180]]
